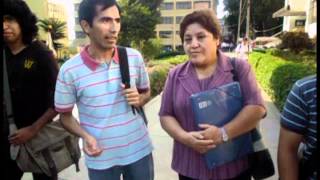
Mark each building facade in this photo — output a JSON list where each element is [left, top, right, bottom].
[[273, 0, 317, 38], [72, 0, 89, 50], [24, 0, 69, 46], [156, 0, 218, 51]]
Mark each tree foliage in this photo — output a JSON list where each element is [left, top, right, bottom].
[[38, 18, 67, 51], [251, 0, 284, 37], [223, 0, 284, 41], [118, 0, 161, 49]]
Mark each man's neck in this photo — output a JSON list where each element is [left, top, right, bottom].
[[7, 40, 27, 55], [88, 44, 114, 63]]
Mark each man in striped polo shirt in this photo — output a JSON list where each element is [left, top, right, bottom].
[[278, 75, 317, 180], [54, 0, 154, 179]]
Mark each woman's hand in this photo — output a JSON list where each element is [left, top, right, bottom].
[[198, 124, 223, 145], [185, 131, 216, 154]]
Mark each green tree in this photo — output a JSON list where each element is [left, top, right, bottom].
[[251, 0, 284, 37], [223, 0, 284, 40], [118, 0, 160, 50], [140, 38, 162, 61], [38, 18, 67, 51]]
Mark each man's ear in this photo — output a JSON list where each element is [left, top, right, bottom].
[[80, 20, 90, 35]]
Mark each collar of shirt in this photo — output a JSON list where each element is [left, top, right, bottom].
[[80, 45, 120, 71]]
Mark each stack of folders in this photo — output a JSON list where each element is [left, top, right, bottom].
[[190, 81, 253, 169]]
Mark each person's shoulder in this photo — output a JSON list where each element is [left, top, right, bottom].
[[168, 61, 189, 77], [296, 75, 316, 86], [30, 40, 52, 54], [294, 75, 317, 92], [59, 54, 82, 72], [122, 47, 144, 64], [124, 47, 142, 57], [231, 56, 250, 69]]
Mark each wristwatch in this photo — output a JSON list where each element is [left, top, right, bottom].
[[220, 127, 229, 142]]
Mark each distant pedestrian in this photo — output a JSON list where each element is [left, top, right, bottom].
[[3, 0, 59, 179], [54, 0, 154, 180], [278, 75, 317, 180], [235, 37, 252, 60]]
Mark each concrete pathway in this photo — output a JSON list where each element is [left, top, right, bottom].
[[22, 89, 281, 180]]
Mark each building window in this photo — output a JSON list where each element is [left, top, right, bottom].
[[159, 31, 173, 38], [74, 3, 80, 12], [194, 1, 211, 9], [161, 17, 173, 24], [160, 2, 173, 10], [295, 19, 305, 27], [176, 2, 192, 9], [76, 31, 86, 38], [163, 45, 173, 52], [176, 16, 184, 24]]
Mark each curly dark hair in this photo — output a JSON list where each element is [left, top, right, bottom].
[[4, 0, 38, 45], [180, 9, 221, 43]]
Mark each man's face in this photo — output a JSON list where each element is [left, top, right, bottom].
[[82, 5, 121, 50], [3, 15, 23, 44]]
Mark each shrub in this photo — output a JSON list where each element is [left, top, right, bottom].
[[279, 31, 313, 53], [155, 51, 185, 59], [270, 63, 313, 109], [266, 48, 316, 67], [148, 55, 188, 97], [141, 38, 162, 61], [149, 63, 171, 97], [249, 52, 316, 110]]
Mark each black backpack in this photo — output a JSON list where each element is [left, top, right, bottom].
[[117, 46, 148, 125]]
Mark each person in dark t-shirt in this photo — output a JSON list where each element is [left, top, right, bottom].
[[3, 0, 59, 179]]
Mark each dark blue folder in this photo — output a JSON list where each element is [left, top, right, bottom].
[[190, 82, 253, 169]]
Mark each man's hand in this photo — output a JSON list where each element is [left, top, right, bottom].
[[121, 83, 141, 108], [83, 135, 103, 157], [198, 124, 223, 145], [185, 131, 216, 154], [9, 126, 37, 145]]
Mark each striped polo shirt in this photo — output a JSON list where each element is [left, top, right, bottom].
[[280, 75, 317, 179], [54, 46, 153, 170]]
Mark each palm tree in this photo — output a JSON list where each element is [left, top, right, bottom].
[[38, 18, 67, 52]]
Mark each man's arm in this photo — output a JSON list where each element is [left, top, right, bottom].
[[9, 108, 57, 145], [278, 126, 303, 180], [60, 111, 102, 157]]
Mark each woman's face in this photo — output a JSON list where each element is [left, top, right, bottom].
[[183, 23, 220, 67]]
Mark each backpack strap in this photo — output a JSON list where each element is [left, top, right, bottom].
[[117, 46, 148, 125], [42, 148, 58, 179], [229, 57, 239, 82], [3, 49, 15, 127], [118, 46, 130, 88], [118, 46, 136, 115]]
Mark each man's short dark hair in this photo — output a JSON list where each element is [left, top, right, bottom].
[[78, 0, 121, 26], [4, 0, 38, 45], [180, 9, 221, 43]]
